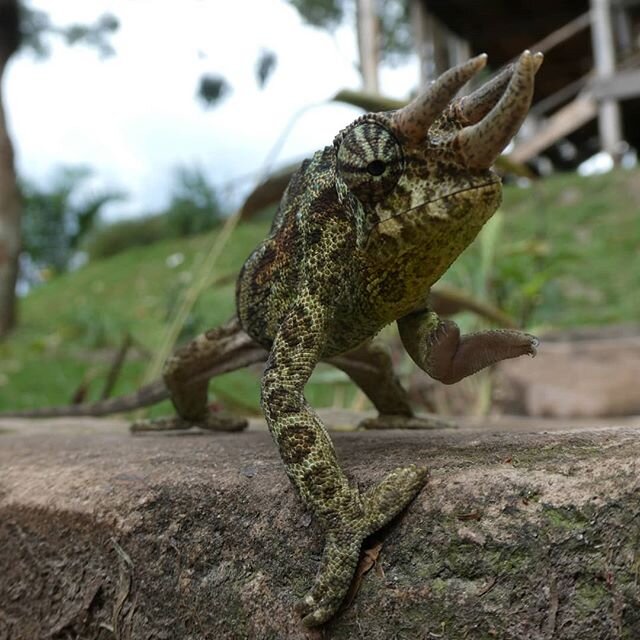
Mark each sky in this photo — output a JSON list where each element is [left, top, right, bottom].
[[6, 0, 419, 220]]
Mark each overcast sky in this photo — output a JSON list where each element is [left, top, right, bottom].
[[6, 0, 419, 219]]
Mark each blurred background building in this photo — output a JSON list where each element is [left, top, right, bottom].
[[407, 0, 640, 169]]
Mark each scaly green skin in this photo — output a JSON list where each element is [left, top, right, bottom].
[[231, 53, 543, 625], [123, 52, 544, 626]]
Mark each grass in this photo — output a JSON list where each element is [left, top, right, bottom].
[[0, 223, 269, 413], [1, 167, 639, 414], [441, 168, 640, 329]]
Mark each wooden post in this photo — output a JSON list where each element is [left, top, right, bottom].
[[613, 3, 633, 55], [447, 30, 472, 94], [410, 0, 433, 89], [356, 0, 380, 94], [430, 16, 450, 77], [590, 0, 624, 163], [448, 32, 471, 68], [410, 1, 471, 90]]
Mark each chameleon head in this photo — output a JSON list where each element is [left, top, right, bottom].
[[333, 51, 542, 269]]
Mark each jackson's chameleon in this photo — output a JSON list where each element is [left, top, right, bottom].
[[5, 52, 543, 626], [151, 51, 542, 625]]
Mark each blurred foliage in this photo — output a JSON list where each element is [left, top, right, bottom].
[[83, 215, 169, 261], [21, 167, 125, 273], [85, 166, 224, 260], [255, 49, 277, 88], [19, 3, 119, 58], [193, 0, 417, 96], [197, 74, 231, 108], [0, 223, 266, 412], [197, 48, 277, 108], [165, 166, 224, 236], [288, 0, 345, 29], [377, 1, 413, 65], [60, 305, 128, 350], [0, 2, 119, 335], [287, 0, 413, 64]]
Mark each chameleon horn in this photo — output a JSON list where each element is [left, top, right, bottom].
[[455, 52, 543, 125], [456, 50, 538, 169], [393, 54, 488, 143]]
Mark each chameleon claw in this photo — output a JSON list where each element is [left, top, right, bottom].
[[296, 588, 341, 627], [528, 335, 540, 357], [129, 413, 248, 433], [294, 593, 316, 619], [301, 605, 336, 628]]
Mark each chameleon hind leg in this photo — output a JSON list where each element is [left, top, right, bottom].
[[329, 342, 453, 430], [263, 298, 428, 626], [131, 319, 266, 433]]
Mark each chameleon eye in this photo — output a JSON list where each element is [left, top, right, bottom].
[[367, 160, 386, 176], [336, 119, 403, 202]]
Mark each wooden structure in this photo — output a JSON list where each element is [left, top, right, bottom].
[[357, 0, 380, 93], [413, 0, 640, 167]]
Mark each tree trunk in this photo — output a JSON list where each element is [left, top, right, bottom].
[[0, 58, 22, 337]]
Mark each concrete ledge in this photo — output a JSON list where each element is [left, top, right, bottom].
[[1, 416, 639, 639]]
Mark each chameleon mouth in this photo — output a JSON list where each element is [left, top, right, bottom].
[[374, 179, 501, 230], [407, 179, 501, 221], [365, 181, 502, 253]]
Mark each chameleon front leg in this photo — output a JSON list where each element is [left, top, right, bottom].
[[398, 308, 538, 385], [262, 300, 428, 626]]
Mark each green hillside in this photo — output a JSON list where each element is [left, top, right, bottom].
[[1, 167, 639, 414]]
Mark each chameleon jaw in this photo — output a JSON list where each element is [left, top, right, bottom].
[[372, 179, 501, 230], [363, 181, 502, 263], [407, 179, 502, 221]]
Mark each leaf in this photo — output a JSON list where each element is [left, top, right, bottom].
[[342, 540, 384, 610], [197, 74, 231, 108], [255, 49, 277, 88]]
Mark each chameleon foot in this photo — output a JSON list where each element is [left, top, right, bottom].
[[130, 413, 248, 433], [297, 464, 428, 627], [425, 320, 539, 384], [358, 414, 456, 430], [296, 530, 364, 626], [362, 464, 429, 530]]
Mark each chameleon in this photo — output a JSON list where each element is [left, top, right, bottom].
[[3, 51, 543, 625]]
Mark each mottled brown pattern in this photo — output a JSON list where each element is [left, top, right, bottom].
[[132, 53, 544, 628], [277, 422, 317, 464]]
